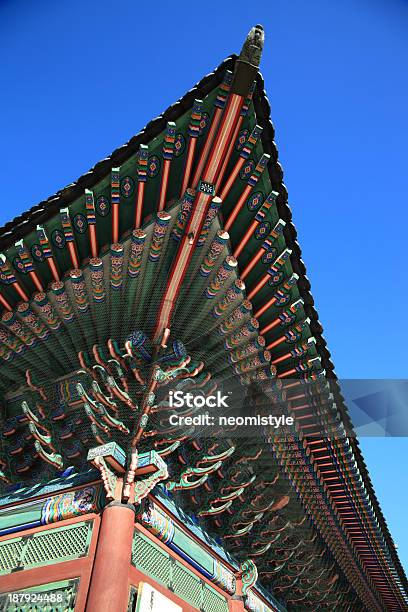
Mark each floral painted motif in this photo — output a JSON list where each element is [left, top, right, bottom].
[[261, 247, 278, 265], [69, 270, 89, 312], [128, 230, 146, 278], [96, 195, 111, 217], [149, 213, 171, 262], [239, 159, 255, 181], [234, 351, 270, 374], [255, 222, 271, 241], [219, 301, 252, 334], [41, 486, 101, 524], [51, 229, 66, 249], [0, 327, 25, 353], [73, 213, 88, 234], [200, 231, 228, 277], [139, 503, 175, 544], [110, 244, 124, 289], [31, 244, 45, 262], [17, 303, 49, 340], [268, 270, 284, 287], [33, 293, 61, 330], [13, 257, 27, 274], [174, 133, 186, 157], [89, 259, 105, 302], [147, 155, 161, 178], [229, 337, 265, 362], [2, 312, 36, 346], [198, 112, 210, 136], [246, 191, 264, 212], [120, 176, 135, 198], [225, 319, 259, 349], [205, 257, 237, 298], [212, 280, 245, 317], [278, 310, 296, 327], [51, 282, 74, 322]]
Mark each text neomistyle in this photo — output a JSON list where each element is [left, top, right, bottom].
[[168, 414, 294, 428]]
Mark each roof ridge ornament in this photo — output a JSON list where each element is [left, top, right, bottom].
[[232, 25, 265, 96], [239, 24, 264, 68]]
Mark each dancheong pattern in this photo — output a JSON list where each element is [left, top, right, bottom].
[[0, 24, 405, 612]]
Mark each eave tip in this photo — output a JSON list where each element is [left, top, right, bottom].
[[239, 25, 265, 69]]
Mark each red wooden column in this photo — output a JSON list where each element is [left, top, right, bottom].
[[85, 502, 135, 612], [229, 579, 246, 611], [229, 597, 246, 611]]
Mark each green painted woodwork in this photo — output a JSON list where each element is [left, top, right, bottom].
[[0, 520, 93, 574], [132, 529, 228, 612], [132, 530, 172, 587], [0, 499, 43, 532], [201, 586, 229, 612], [172, 526, 214, 575], [172, 561, 203, 609]]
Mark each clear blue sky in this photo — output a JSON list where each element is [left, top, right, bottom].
[[1, 0, 407, 571]]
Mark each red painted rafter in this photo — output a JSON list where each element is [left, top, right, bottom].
[[157, 122, 176, 213]]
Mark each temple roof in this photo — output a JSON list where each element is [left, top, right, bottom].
[[0, 27, 406, 611]]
